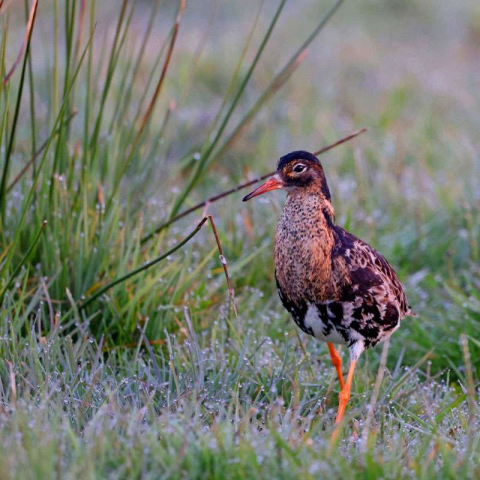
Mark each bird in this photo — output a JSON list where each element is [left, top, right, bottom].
[[242, 150, 415, 426]]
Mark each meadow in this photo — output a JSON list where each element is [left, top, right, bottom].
[[0, 0, 479, 477]]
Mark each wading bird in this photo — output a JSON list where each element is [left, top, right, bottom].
[[243, 151, 415, 426]]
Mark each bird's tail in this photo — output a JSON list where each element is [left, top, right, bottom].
[[406, 307, 418, 318]]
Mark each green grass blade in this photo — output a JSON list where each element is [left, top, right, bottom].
[[168, 0, 288, 219], [211, 0, 347, 167], [0, 220, 47, 306], [0, 0, 39, 217], [79, 217, 208, 311]]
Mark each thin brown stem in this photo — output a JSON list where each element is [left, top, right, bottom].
[[207, 214, 238, 318], [75, 0, 87, 61], [3, 0, 38, 85], [313, 127, 368, 157], [135, 0, 185, 143], [110, 0, 186, 201]]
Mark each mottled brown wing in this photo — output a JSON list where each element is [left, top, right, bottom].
[[332, 226, 413, 318]]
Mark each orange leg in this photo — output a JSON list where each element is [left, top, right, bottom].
[[327, 343, 345, 390], [335, 360, 357, 424]]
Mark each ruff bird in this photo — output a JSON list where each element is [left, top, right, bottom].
[[243, 150, 414, 425]]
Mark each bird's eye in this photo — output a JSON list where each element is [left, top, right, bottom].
[[293, 164, 306, 173]]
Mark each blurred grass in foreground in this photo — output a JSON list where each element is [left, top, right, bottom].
[[0, 0, 479, 477]]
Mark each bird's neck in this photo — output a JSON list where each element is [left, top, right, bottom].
[[275, 191, 336, 304], [284, 190, 335, 229]]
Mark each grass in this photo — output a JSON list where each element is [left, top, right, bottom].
[[0, 0, 479, 477]]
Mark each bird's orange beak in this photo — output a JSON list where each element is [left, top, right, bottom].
[[242, 175, 283, 202]]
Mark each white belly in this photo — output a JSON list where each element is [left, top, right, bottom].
[[304, 303, 347, 344]]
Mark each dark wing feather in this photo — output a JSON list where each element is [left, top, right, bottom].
[[332, 226, 414, 321]]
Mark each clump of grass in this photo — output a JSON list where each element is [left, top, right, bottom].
[[0, 0, 345, 341], [0, 310, 478, 478]]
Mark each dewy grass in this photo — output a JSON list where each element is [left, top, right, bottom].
[[0, 0, 479, 477]]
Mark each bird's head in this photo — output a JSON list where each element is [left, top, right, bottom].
[[242, 151, 331, 202]]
